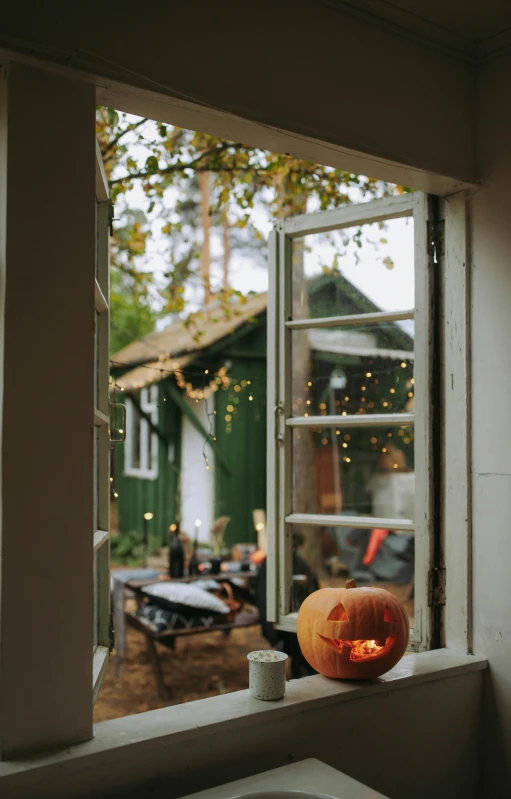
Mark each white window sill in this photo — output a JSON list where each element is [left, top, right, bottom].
[[0, 648, 487, 793]]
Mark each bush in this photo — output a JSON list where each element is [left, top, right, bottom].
[[110, 530, 162, 566]]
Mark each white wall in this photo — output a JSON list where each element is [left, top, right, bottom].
[[180, 397, 215, 543], [470, 54, 511, 793]]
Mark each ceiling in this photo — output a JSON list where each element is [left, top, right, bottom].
[[386, 0, 511, 42], [323, 0, 511, 59]]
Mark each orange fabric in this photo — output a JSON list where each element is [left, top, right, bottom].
[[362, 528, 389, 565]]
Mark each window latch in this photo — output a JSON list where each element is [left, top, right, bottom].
[[275, 401, 285, 442], [428, 567, 446, 607]]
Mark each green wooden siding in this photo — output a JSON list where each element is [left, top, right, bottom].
[[115, 384, 181, 545], [214, 323, 267, 547]]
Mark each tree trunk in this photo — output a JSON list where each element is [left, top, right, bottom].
[[222, 211, 230, 289], [199, 171, 212, 303]]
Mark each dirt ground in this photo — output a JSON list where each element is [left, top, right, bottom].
[[94, 620, 268, 722], [94, 580, 413, 723]]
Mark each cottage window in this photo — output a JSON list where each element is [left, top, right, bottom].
[[266, 193, 437, 650], [124, 386, 159, 479]]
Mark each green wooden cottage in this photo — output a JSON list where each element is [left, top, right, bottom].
[[110, 276, 414, 548]]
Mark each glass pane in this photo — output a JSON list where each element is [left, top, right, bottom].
[[291, 323, 414, 417], [93, 428, 98, 532], [291, 424, 415, 518], [291, 216, 414, 320], [94, 311, 99, 408], [93, 549, 98, 648], [289, 523, 415, 629], [130, 401, 142, 469], [149, 433, 157, 471]]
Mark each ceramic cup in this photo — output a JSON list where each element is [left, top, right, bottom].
[[247, 650, 288, 700]]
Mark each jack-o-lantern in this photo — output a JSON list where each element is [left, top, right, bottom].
[[297, 579, 409, 679]]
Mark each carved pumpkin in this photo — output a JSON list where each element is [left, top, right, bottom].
[[297, 579, 409, 679]]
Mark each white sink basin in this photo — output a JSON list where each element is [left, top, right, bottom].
[[182, 759, 390, 799]]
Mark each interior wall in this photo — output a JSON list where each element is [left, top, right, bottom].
[[0, 62, 96, 756], [0, 1, 475, 185], [471, 54, 511, 794], [3, 672, 482, 799]]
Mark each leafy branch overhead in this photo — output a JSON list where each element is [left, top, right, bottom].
[[97, 107, 407, 351]]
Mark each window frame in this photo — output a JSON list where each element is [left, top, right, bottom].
[[124, 385, 160, 480], [93, 140, 111, 700], [267, 192, 436, 650]]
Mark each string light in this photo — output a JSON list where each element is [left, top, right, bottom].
[[390, 388, 395, 394], [336, 430, 340, 435], [344, 457, 351, 463], [308, 381, 312, 387], [227, 404, 234, 412], [225, 414, 232, 422], [342, 442, 348, 449], [401, 362, 407, 368], [411, 378, 415, 384], [366, 372, 372, 377], [408, 392, 414, 398], [382, 447, 387, 453], [248, 395, 253, 401]]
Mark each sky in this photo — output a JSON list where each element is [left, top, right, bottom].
[[115, 116, 415, 324]]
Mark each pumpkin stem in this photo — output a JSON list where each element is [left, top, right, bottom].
[[346, 578, 357, 589]]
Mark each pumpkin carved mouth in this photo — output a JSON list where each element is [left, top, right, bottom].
[[317, 634, 396, 661]]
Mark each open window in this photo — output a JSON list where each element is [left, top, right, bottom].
[[266, 193, 436, 650], [93, 141, 112, 699]]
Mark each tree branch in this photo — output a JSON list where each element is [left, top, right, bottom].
[[109, 142, 233, 186], [101, 118, 149, 159]]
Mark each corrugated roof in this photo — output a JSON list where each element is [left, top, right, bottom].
[[111, 293, 267, 391]]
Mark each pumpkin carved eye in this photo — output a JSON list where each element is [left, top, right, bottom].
[[384, 606, 397, 623], [327, 603, 349, 621]]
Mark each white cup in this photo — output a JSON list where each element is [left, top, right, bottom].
[[247, 650, 289, 700]]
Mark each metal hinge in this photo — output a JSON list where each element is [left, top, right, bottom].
[[428, 567, 446, 607], [109, 201, 117, 236], [427, 219, 445, 258], [109, 610, 115, 652]]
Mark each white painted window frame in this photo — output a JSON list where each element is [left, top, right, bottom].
[[93, 140, 111, 699], [267, 192, 435, 650], [124, 385, 159, 480]]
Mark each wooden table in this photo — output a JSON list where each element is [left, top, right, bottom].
[[125, 609, 260, 700], [124, 571, 260, 699]]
